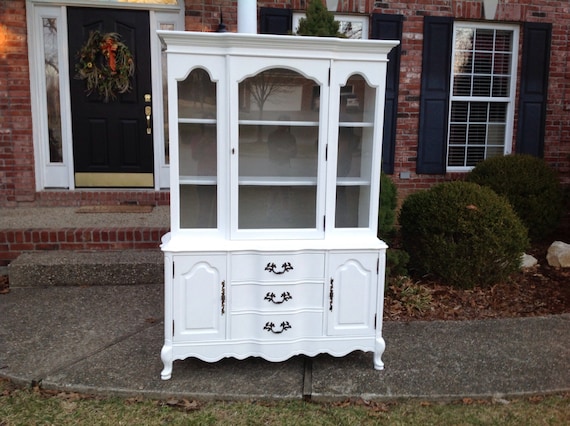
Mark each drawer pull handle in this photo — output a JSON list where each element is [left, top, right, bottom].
[[263, 321, 292, 334], [329, 278, 334, 311], [221, 280, 226, 315], [264, 291, 293, 304], [265, 262, 294, 275]]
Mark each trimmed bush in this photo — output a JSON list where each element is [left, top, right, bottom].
[[378, 172, 398, 239], [466, 154, 563, 240], [399, 181, 529, 289]]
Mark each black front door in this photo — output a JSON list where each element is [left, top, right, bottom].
[[68, 7, 153, 188]]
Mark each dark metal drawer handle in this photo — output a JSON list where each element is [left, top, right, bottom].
[[329, 278, 334, 311], [263, 321, 292, 334], [264, 291, 293, 304], [265, 262, 294, 275]]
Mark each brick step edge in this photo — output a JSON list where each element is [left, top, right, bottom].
[[8, 250, 164, 288], [0, 227, 170, 267]]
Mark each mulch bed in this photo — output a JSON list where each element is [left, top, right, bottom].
[[384, 210, 570, 321]]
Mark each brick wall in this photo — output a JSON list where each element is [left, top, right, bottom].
[[0, 226, 169, 266], [191, 0, 570, 197], [1, 0, 568, 206], [0, 0, 35, 206], [370, 0, 570, 197]]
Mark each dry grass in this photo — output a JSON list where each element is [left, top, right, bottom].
[[1, 379, 568, 426]]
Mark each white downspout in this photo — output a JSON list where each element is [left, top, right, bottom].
[[237, 0, 257, 33]]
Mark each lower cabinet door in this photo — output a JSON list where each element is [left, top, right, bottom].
[[173, 255, 226, 341], [327, 252, 379, 336]]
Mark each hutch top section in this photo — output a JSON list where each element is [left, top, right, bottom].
[[158, 31, 398, 60], [158, 31, 398, 245]]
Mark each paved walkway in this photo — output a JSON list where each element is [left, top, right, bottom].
[[1, 284, 568, 401], [1, 206, 568, 400], [0, 205, 170, 230]]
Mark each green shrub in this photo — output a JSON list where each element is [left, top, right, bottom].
[[386, 248, 409, 278], [296, 0, 341, 37], [378, 173, 409, 277], [378, 172, 398, 239], [399, 181, 529, 289], [466, 154, 563, 240]]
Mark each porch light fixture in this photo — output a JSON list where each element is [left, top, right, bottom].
[[217, 14, 227, 33], [326, 0, 339, 12], [483, 0, 498, 20]]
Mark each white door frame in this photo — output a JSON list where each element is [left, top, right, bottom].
[[26, 0, 183, 190]]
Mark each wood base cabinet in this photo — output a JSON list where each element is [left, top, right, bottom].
[[160, 245, 386, 380], [158, 31, 397, 379]]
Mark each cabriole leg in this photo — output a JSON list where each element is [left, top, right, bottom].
[[161, 345, 173, 380], [374, 336, 385, 370]]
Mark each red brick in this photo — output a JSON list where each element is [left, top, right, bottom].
[[9, 243, 34, 251]]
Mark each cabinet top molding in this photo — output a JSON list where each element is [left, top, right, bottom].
[[157, 31, 399, 61]]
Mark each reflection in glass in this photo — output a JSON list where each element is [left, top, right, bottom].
[[239, 186, 316, 229], [239, 124, 318, 178], [178, 68, 217, 229], [336, 74, 375, 228], [448, 101, 507, 167], [452, 26, 514, 99], [180, 185, 217, 228], [43, 18, 63, 163], [238, 68, 320, 230], [336, 186, 370, 228], [337, 20, 363, 39], [179, 123, 217, 177], [178, 68, 216, 118], [239, 68, 319, 122]]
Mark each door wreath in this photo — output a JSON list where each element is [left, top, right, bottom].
[[75, 31, 135, 102]]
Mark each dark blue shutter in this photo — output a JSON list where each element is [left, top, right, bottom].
[[516, 22, 552, 157], [417, 16, 454, 174], [260, 8, 292, 35], [371, 14, 403, 175]]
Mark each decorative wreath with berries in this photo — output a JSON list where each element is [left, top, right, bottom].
[[75, 31, 135, 102]]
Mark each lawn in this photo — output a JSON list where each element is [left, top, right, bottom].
[[1, 379, 568, 425]]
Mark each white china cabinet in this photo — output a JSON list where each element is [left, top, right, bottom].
[[158, 31, 398, 380]]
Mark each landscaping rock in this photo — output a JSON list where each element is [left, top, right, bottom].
[[521, 253, 538, 268], [546, 241, 570, 268]]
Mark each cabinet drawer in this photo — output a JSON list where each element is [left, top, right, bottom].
[[231, 253, 325, 282], [231, 282, 323, 312], [230, 312, 323, 340]]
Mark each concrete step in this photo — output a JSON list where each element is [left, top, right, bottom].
[[8, 250, 164, 287]]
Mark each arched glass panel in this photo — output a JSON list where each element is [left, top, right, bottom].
[[177, 68, 217, 228], [335, 74, 376, 228], [238, 68, 320, 229]]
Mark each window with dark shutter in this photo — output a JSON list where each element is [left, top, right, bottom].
[[516, 22, 552, 157], [260, 8, 292, 35], [418, 18, 523, 174], [371, 13, 403, 175], [447, 24, 518, 169], [417, 16, 454, 174]]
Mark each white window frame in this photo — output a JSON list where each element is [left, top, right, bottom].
[[292, 13, 369, 39], [446, 22, 519, 172], [27, 5, 72, 189]]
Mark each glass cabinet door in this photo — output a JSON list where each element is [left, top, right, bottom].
[[177, 68, 217, 228], [335, 74, 376, 228], [237, 68, 322, 230]]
